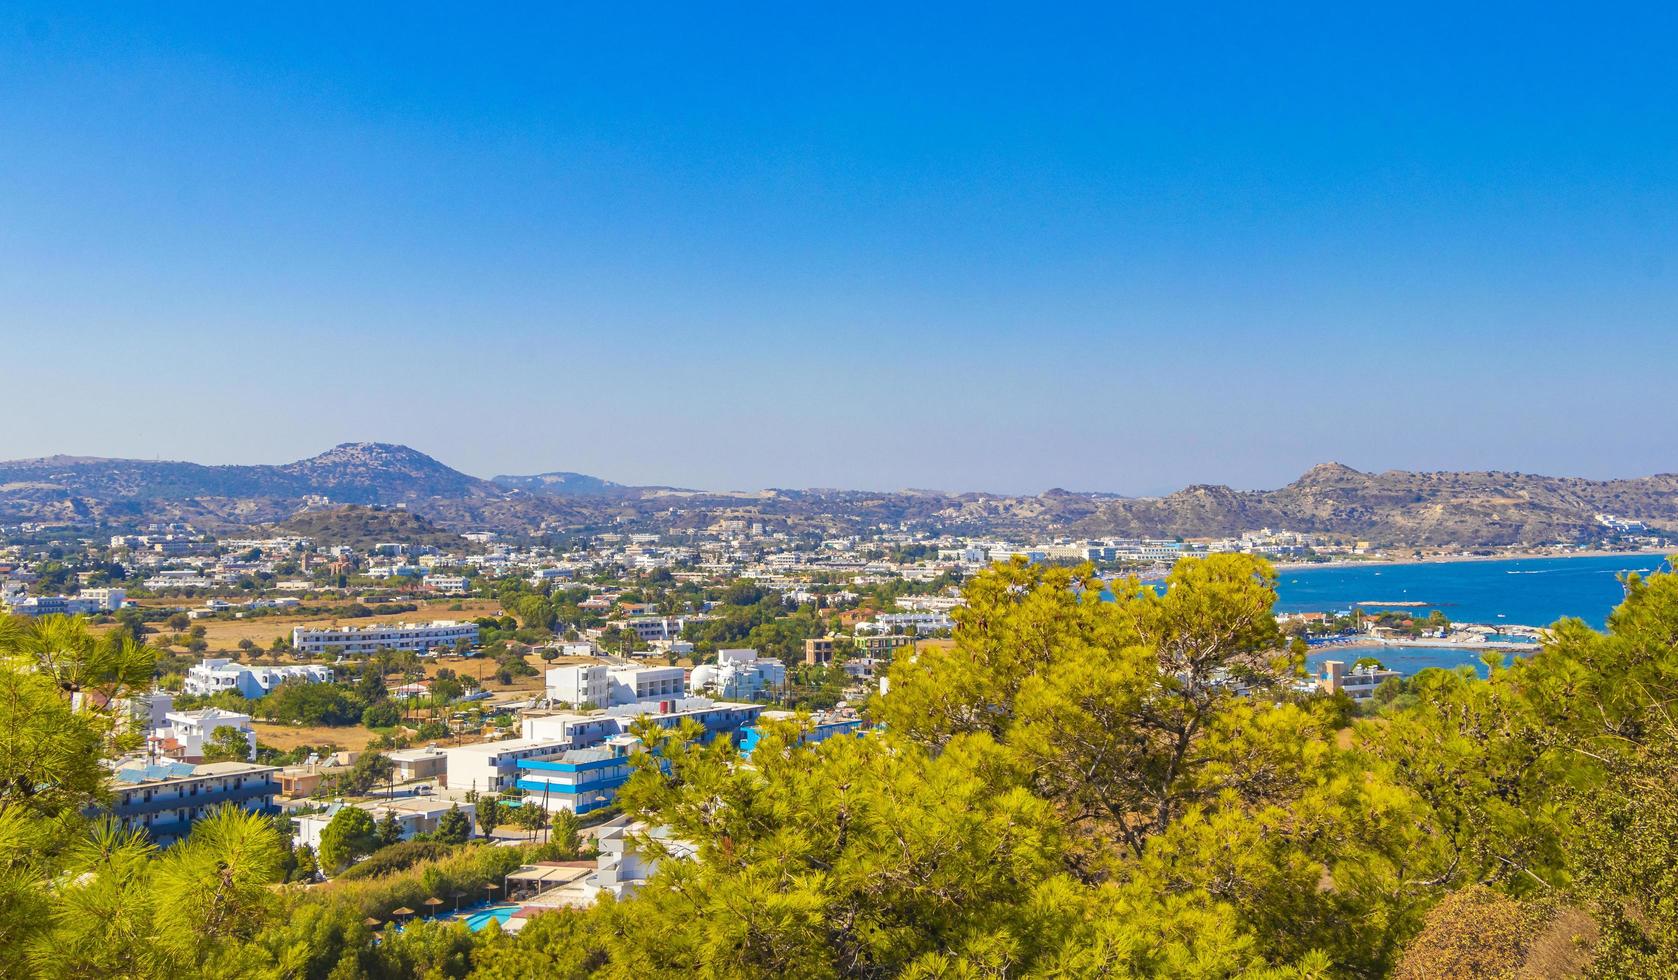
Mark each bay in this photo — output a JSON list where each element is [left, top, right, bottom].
[[1278, 553, 1671, 678], [1274, 553, 1670, 631]]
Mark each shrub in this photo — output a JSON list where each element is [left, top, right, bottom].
[[335, 840, 454, 881]]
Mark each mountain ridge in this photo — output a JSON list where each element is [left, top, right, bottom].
[[0, 444, 1674, 547]]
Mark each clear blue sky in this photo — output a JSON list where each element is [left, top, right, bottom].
[[3, 4, 1675, 494]]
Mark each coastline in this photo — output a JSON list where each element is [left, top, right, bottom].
[[1271, 547, 1672, 573], [1306, 637, 1542, 653]]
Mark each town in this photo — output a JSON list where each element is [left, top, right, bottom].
[[2, 510, 1657, 893]]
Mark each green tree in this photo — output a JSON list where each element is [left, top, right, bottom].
[[514, 801, 547, 840], [436, 803, 471, 845], [317, 806, 380, 872], [376, 808, 403, 847], [0, 613, 156, 712], [361, 700, 402, 728], [200, 724, 252, 762], [0, 666, 111, 819], [475, 798, 502, 837], [548, 807, 581, 855]]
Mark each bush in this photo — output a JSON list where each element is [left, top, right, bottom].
[[319, 807, 380, 872], [260, 680, 365, 726], [335, 840, 454, 881], [362, 701, 402, 728], [316, 841, 531, 922]]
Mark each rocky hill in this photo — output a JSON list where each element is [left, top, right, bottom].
[[280, 505, 464, 550], [1062, 464, 1678, 546], [0, 443, 574, 531], [490, 471, 627, 496], [0, 445, 1673, 547], [276, 443, 502, 502]]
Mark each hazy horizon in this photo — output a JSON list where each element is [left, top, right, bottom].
[[4, 439, 1675, 500], [4, 6, 1676, 494]]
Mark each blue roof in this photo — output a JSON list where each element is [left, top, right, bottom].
[[115, 761, 198, 783]]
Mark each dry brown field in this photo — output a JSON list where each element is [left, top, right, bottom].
[[137, 598, 505, 653], [251, 721, 381, 752]]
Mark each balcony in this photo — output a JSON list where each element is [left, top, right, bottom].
[[109, 781, 279, 817]]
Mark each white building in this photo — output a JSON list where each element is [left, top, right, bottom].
[[1319, 660, 1402, 702], [644, 639, 694, 658], [690, 648, 786, 702], [872, 612, 956, 633], [153, 707, 256, 760], [425, 575, 471, 595], [518, 698, 766, 756], [443, 737, 573, 794], [6, 587, 127, 618], [387, 745, 449, 782], [563, 821, 696, 905], [184, 658, 335, 699], [547, 664, 610, 709], [143, 570, 212, 590], [606, 665, 685, 706], [625, 616, 690, 643], [81, 586, 127, 610], [294, 797, 476, 851], [528, 567, 575, 586], [290, 620, 478, 656]]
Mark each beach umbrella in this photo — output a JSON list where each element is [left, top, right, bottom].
[[423, 897, 444, 917], [362, 917, 382, 928], [391, 906, 415, 921], [451, 891, 466, 912]]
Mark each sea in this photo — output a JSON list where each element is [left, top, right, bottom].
[[1275, 553, 1673, 678]]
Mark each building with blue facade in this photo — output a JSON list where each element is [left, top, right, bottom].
[[106, 760, 280, 846], [514, 736, 638, 815]]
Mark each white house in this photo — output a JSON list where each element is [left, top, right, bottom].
[[690, 649, 786, 701], [606, 665, 685, 706], [547, 664, 610, 708], [293, 797, 475, 850], [184, 659, 335, 699], [624, 616, 689, 643], [153, 707, 256, 761], [290, 620, 478, 656], [425, 575, 471, 595], [443, 737, 572, 794]]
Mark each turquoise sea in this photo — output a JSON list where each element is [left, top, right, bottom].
[[1278, 553, 1672, 678], [1275, 553, 1670, 630]]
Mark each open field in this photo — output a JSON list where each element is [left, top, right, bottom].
[[137, 598, 506, 652], [414, 652, 574, 696], [252, 721, 381, 753]]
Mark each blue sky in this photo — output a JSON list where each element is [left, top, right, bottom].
[[2, 4, 1675, 493]]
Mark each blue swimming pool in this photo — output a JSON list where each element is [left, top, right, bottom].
[[462, 905, 518, 932]]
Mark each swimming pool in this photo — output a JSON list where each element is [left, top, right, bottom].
[[462, 905, 519, 932]]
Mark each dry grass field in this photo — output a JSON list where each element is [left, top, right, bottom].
[[414, 652, 575, 695], [252, 721, 382, 752], [137, 598, 505, 653]]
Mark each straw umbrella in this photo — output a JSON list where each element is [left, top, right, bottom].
[[391, 906, 415, 927], [422, 896, 444, 919], [451, 891, 467, 912]]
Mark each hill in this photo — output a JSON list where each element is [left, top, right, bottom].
[[0, 442, 566, 532], [490, 471, 626, 496], [278, 505, 463, 550], [1062, 464, 1678, 546], [1, 444, 1674, 547], [276, 442, 502, 502]]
